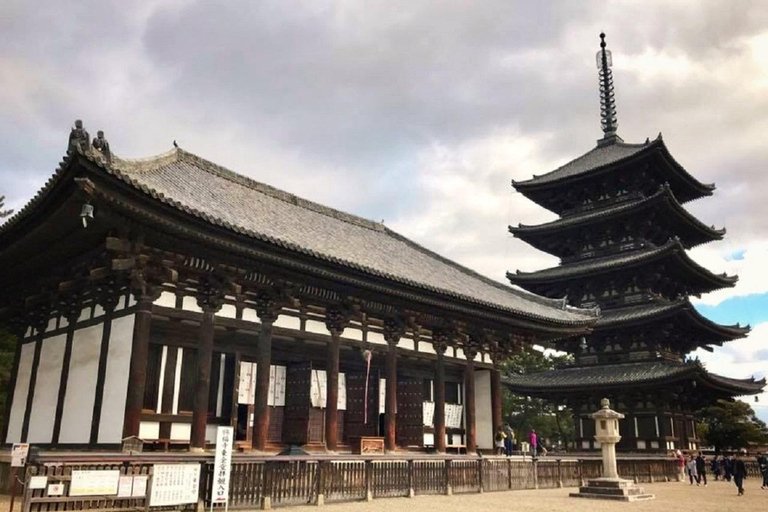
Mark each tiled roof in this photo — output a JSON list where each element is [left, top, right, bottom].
[[510, 186, 724, 244], [513, 140, 651, 186], [507, 239, 737, 287], [61, 148, 597, 326], [503, 361, 765, 395]]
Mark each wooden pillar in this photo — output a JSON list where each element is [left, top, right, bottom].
[[123, 293, 154, 438], [325, 308, 347, 452], [190, 308, 215, 450], [253, 314, 275, 451], [490, 358, 502, 436], [190, 274, 226, 451], [432, 334, 449, 453], [383, 318, 405, 452], [464, 345, 478, 454]]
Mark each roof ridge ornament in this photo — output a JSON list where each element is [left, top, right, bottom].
[[596, 33, 623, 147]]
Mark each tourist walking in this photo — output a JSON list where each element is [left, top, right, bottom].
[[686, 454, 699, 485], [711, 455, 721, 481], [675, 450, 686, 482], [723, 454, 733, 482], [733, 453, 747, 496], [503, 423, 515, 456], [696, 452, 707, 486], [529, 429, 538, 459], [757, 451, 768, 489], [495, 426, 506, 455]]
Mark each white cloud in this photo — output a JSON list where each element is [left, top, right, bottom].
[[690, 241, 768, 306]]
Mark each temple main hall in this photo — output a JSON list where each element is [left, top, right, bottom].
[[0, 122, 598, 453], [504, 34, 765, 452]]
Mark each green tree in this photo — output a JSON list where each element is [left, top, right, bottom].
[[696, 399, 768, 452], [0, 194, 12, 218], [501, 349, 575, 449]]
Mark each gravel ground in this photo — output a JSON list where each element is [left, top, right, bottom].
[[1, 479, 764, 511], [286, 479, 767, 512]]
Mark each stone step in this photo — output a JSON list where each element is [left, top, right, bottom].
[[570, 492, 656, 502], [578, 486, 646, 496]]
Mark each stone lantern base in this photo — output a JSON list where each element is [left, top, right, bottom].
[[570, 478, 655, 502]]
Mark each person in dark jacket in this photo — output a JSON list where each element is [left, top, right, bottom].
[[711, 455, 721, 481], [733, 453, 747, 496], [757, 451, 768, 489], [723, 455, 733, 482], [695, 452, 707, 486]]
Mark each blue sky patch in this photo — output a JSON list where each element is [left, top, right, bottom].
[[695, 292, 768, 327]]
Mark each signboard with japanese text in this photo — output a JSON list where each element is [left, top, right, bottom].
[[445, 404, 463, 429], [69, 470, 120, 497], [11, 443, 29, 467], [149, 464, 200, 507], [211, 426, 234, 504], [422, 401, 435, 426]]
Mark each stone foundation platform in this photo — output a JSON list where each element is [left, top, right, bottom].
[[570, 478, 655, 502]]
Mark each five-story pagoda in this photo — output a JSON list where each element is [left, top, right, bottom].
[[504, 34, 765, 453]]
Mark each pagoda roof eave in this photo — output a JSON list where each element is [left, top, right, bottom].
[[507, 240, 738, 291], [512, 136, 716, 199], [509, 185, 725, 248], [594, 299, 750, 343], [502, 360, 766, 396]]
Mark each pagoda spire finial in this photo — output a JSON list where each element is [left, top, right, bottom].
[[596, 32, 621, 146]]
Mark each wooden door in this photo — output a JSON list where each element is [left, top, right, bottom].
[[282, 362, 312, 445], [345, 370, 379, 438], [396, 378, 424, 447]]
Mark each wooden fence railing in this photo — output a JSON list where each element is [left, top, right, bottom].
[[17, 454, 691, 511]]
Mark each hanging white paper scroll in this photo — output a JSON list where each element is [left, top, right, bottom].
[[423, 401, 435, 427]]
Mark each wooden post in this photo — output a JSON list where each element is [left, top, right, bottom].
[[490, 367, 502, 436], [262, 461, 272, 510], [507, 458, 513, 489], [324, 307, 348, 452], [557, 459, 563, 488], [365, 460, 373, 501], [433, 337, 448, 454], [123, 293, 154, 438], [253, 316, 275, 452], [464, 346, 477, 454], [477, 458, 484, 493], [190, 308, 215, 449], [325, 331, 341, 451], [407, 459, 415, 497], [533, 459, 539, 490], [383, 318, 404, 452], [316, 461, 325, 506], [444, 459, 452, 496]]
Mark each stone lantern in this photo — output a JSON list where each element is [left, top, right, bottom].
[[570, 399, 654, 502]]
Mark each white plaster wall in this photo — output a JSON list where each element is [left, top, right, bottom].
[[5, 343, 35, 443], [97, 315, 135, 444], [367, 331, 386, 345], [397, 338, 414, 350], [344, 328, 363, 341], [205, 424, 218, 443], [274, 315, 301, 330], [474, 370, 493, 450], [27, 334, 66, 443], [304, 319, 326, 335], [242, 309, 259, 323], [182, 296, 203, 313], [139, 421, 160, 440], [59, 324, 102, 443], [171, 422, 191, 441], [154, 291, 176, 308], [217, 304, 237, 319]]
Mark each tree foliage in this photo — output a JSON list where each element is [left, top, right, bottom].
[[696, 399, 768, 452], [501, 349, 575, 448], [0, 195, 12, 218]]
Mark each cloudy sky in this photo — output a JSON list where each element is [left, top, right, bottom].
[[2, 0, 767, 421]]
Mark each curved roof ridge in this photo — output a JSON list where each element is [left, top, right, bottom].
[[381, 226, 597, 316]]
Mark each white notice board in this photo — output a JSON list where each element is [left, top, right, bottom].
[[149, 464, 200, 507], [69, 470, 120, 497]]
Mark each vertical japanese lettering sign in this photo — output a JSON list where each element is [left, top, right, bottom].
[[212, 426, 233, 506]]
